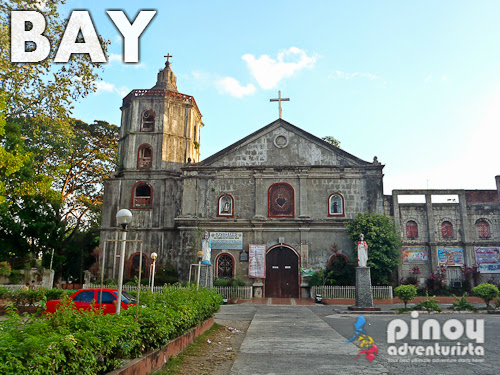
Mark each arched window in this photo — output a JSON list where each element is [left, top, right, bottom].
[[406, 221, 418, 239], [441, 221, 453, 239], [137, 144, 152, 170], [141, 109, 155, 132], [268, 183, 294, 218], [216, 253, 234, 279], [131, 182, 152, 209], [218, 194, 234, 217], [127, 253, 148, 279], [477, 220, 490, 239], [328, 193, 345, 217]]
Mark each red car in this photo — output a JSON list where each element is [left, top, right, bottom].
[[45, 288, 137, 314]]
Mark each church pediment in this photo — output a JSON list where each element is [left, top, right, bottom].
[[198, 119, 372, 167]]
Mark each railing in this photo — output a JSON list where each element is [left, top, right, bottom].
[[88, 284, 253, 299], [123, 89, 201, 116], [1, 285, 29, 291], [311, 285, 393, 299], [89, 284, 165, 293], [214, 286, 253, 300]]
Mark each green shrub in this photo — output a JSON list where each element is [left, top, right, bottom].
[[0, 285, 223, 374], [452, 293, 476, 311], [103, 278, 118, 285], [44, 289, 71, 301], [0, 286, 11, 299], [415, 294, 442, 312], [394, 285, 417, 308], [0, 262, 11, 278], [472, 283, 500, 308], [214, 278, 230, 286], [213, 278, 246, 287], [308, 269, 328, 287], [9, 270, 21, 284]]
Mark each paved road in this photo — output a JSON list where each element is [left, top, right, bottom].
[[216, 304, 500, 375]]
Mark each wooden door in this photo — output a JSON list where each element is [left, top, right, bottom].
[[265, 247, 299, 298]]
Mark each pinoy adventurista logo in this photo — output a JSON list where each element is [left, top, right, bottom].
[[344, 316, 379, 362], [386, 311, 485, 364]]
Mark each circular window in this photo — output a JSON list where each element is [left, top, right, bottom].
[[273, 135, 288, 148]]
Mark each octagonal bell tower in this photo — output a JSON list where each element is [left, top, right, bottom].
[[118, 57, 203, 172]]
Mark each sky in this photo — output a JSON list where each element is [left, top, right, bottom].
[[64, 0, 500, 195]]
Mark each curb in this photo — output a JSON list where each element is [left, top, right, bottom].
[[107, 316, 215, 375]]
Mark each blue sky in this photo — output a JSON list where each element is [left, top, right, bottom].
[[66, 1, 500, 194]]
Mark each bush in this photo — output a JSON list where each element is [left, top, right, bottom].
[[0, 285, 223, 374], [213, 278, 246, 287], [394, 285, 417, 308], [9, 270, 21, 284], [152, 263, 178, 285], [103, 278, 118, 286], [414, 294, 442, 312], [0, 286, 11, 299], [451, 293, 476, 311], [0, 262, 11, 278], [472, 283, 500, 308]]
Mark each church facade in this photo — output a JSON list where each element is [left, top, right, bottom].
[[99, 61, 500, 296]]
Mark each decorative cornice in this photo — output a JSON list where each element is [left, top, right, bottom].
[[122, 89, 202, 117]]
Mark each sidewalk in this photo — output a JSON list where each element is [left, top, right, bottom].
[[228, 305, 388, 375]]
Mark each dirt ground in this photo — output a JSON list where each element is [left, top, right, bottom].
[[164, 319, 250, 375]]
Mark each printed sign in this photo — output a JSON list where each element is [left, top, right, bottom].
[[402, 247, 429, 264], [300, 268, 314, 277], [474, 247, 500, 273], [249, 244, 266, 278], [209, 232, 243, 250], [437, 248, 464, 266]]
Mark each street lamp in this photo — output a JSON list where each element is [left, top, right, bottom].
[[196, 250, 203, 290], [150, 252, 158, 292], [116, 209, 133, 314]]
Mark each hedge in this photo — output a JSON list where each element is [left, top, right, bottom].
[[0, 285, 223, 374], [0, 287, 72, 307]]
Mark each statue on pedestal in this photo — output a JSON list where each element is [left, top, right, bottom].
[[201, 231, 212, 265], [357, 234, 369, 267]]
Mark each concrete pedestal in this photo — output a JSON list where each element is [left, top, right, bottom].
[[252, 279, 263, 298], [199, 264, 213, 288], [348, 266, 381, 311]]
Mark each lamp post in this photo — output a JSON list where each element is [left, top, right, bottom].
[[116, 209, 133, 315], [150, 252, 157, 292], [196, 250, 203, 290]]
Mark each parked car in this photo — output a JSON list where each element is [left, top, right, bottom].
[[45, 288, 137, 314]]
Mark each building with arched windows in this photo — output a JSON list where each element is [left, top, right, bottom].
[[99, 59, 500, 297]]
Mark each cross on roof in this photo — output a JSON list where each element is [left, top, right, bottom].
[[270, 90, 290, 119], [164, 53, 172, 66]]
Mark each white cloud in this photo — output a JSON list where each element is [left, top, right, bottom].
[[242, 47, 317, 89], [424, 75, 432, 84], [215, 77, 256, 98], [329, 70, 382, 81], [95, 80, 129, 97]]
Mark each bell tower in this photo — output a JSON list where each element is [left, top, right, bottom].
[[118, 55, 203, 171]]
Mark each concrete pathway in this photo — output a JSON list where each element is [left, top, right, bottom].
[[229, 305, 388, 374]]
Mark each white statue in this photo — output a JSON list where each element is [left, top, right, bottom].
[[201, 231, 212, 265], [357, 234, 369, 267]]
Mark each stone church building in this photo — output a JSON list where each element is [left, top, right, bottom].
[[99, 60, 500, 297]]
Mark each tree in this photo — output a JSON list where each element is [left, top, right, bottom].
[[472, 283, 499, 309], [394, 285, 417, 308], [0, 93, 29, 202], [0, 120, 119, 279], [321, 136, 341, 148], [0, 0, 108, 120], [345, 212, 401, 285]]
